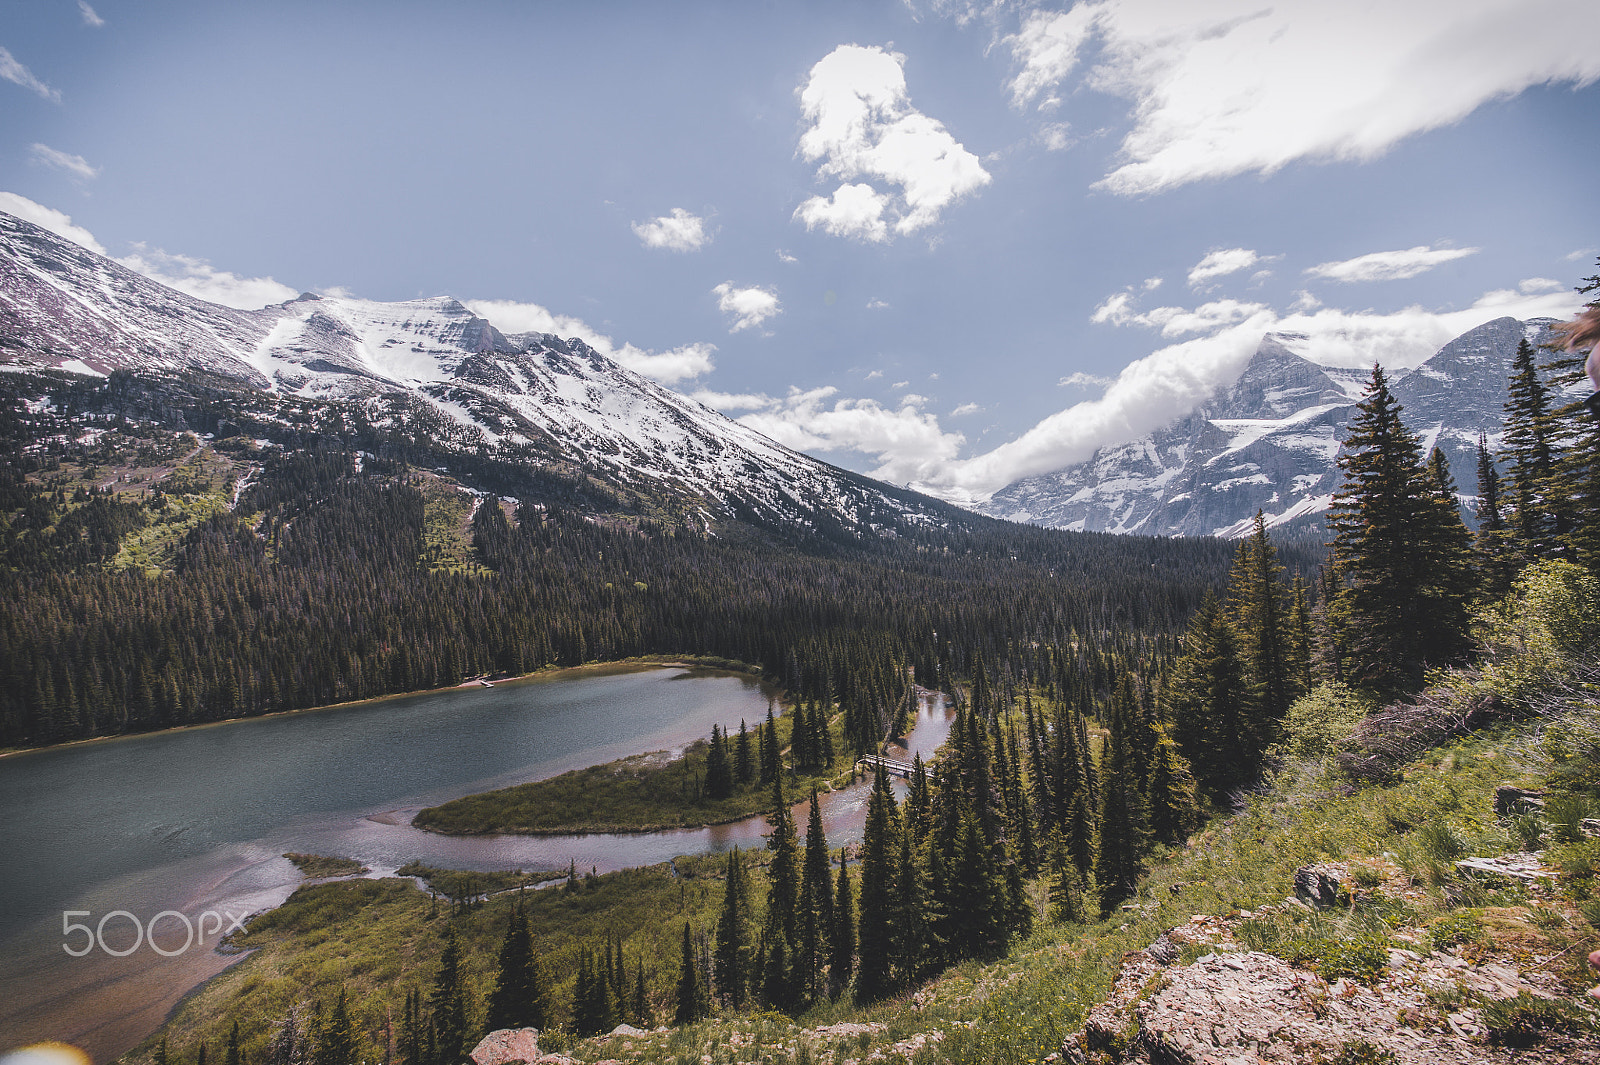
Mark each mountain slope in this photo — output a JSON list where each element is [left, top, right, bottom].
[[982, 318, 1567, 538], [0, 210, 951, 534]]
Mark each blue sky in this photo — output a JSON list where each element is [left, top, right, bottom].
[[3, 0, 1598, 502]]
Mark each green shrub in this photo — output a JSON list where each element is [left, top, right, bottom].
[[1271, 683, 1376, 763], [1426, 910, 1486, 951], [1482, 992, 1596, 1047], [1414, 822, 1467, 861], [1546, 795, 1596, 845], [1280, 931, 1390, 984], [1331, 1039, 1397, 1065]]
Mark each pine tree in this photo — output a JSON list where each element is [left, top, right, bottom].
[[319, 991, 358, 1065], [1327, 365, 1468, 698], [1094, 690, 1150, 908], [675, 922, 708, 1024], [225, 1022, 242, 1065], [1502, 338, 1563, 557], [155, 1037, 171, 1065], [487, 910, 538, 1030], [1544, 271, 1600, 568], [1414, 446, 1479, 663], [1165, 592, 1252, 794], [1474, 435, 1517, 598], [713, 848, 750, 1009], [798, 790, 833, 1001], [734, 719, 754, 786], [853, 765, 899, 1001], [704, 723, 733, 800], [759, 707, 780, 785], [1146, 732, 1201, 844], [632, 956, 649, 1027], [430, 927, 469, 1064], [830, 853, 856, 990], [1228, 511, 1297, 742]]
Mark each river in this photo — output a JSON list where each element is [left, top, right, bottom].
[[0, 664, 951, 1062]]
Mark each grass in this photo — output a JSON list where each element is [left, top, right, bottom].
[[394, 861, 564, 897], [414, 710, 856, 835], [283, 853, 368, 879]]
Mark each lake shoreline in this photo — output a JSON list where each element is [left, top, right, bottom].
[[0, 655, 765, 763]]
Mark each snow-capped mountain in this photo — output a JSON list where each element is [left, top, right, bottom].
[[0, 210, 946, 531], [982, 318, 1565, 538]]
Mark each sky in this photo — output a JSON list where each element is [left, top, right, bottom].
[[2, 0, 1598, 504]]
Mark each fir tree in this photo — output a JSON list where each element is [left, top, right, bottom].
[[319, 991, 358, 1065], [1094, 691, 1150, 908], [704, 723, 733, 800], [1146, 732, 1201, 844], [1474, 435, 1517, 598], [798, 790, 833, 1000], [1327, 365, 1469, 698], [712, 848, 750, 1009], [486, 909, 549, 1030], [854, 765, 899, 1001], [674, 922, 708, 1024], [1165, 592, 1252, 794], [1502, 338, 1563, 557], [759, 706, 780, 785], [429, 927, 469, 1065], [830, 853, 856, 990], [225, 1023, 242, 1065], [1415, 446, 1479, 664], [734, 719, 754, 786], [1228, 511, 1297, 741]]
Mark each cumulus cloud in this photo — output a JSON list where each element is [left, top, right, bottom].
[[713, 282, 781, 333], [1037, 123, 1073, 151], [1005, 5, 1101, 109], [1188, 247, 1265, 288], [115, 246, 298, 309], [0, 191, 105, 253], [631, 208, 710, 252], [464, 298, 716, 385], [998, 0, 1600, 196], [78, 1, 105, 27], [777, 249, 798, 263], [1306, 245, 1479, 283], [29, 143, 98, 181], [0, 46, 60, 103], [1094, 288, 1268, 337], [950, 402, 983, 416], [722, 385, 970, 488], [794, 44, 990, 241], [1142, 277, 1163, 291], [1518, 277, 1564, 294], [866, 298, 891, 309]]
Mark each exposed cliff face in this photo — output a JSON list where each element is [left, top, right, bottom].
[[984, 319, 1571, 539]]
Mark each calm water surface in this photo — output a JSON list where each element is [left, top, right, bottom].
[[0, 666, 950, 1062]]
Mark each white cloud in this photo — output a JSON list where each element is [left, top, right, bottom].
[[1289, 289, 1322, 313], [777, 249, 798, 263], [866, 298, 891, 309], [1567, 247, 1598, 262], [689, 389, 772, 412], [865, 369, 884, 380], [115, 246, 299, 309], [465, 298, 716, 385], [892, 380, 909, 389], [950, 402, 983, 416], [712, 282, 781, 333], [1518, 277, 1564, 294], [1037, 123, 1073, 151], [29, 143, 98, 181], [1188, 247, 1264, 288], [78, 1, 105, 28], [1091, 291, 1136, 325], [1305, 244, 1479, 283], [1094, 288, 1268, 337], [631, 208, 711, 252], [1005, 5, 1100, 109], [1142, 277, 1163, 291], [728, 385, 969, 488], [1003, 0, 1600, 196], [794, 44, 990, 241], [0, 46, 61, 103], [1058, 371, 1113, 389], [0, 191, 105, 253]]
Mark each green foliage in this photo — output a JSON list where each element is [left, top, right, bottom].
[[1331, 1039, 1397, 1065], [1269, 683, 1374, 763], [1482, 992, 1597, 1047], [1425, 910, 1487, 951], [282, 852, 367, 879]]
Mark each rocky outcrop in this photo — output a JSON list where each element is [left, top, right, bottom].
[[1054, 929, 1599, 1064]]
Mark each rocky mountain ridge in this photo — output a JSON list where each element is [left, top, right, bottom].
[[983, 318, 1572, 538], [0, 210, 954, 533]]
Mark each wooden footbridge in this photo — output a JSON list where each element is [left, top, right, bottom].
[[855, 755, 916, 779]]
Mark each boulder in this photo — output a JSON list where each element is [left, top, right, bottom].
[[469, 1028, 541, 1065], [1494, 784, 1545, 818], [1292, 863, 1347, 909]]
